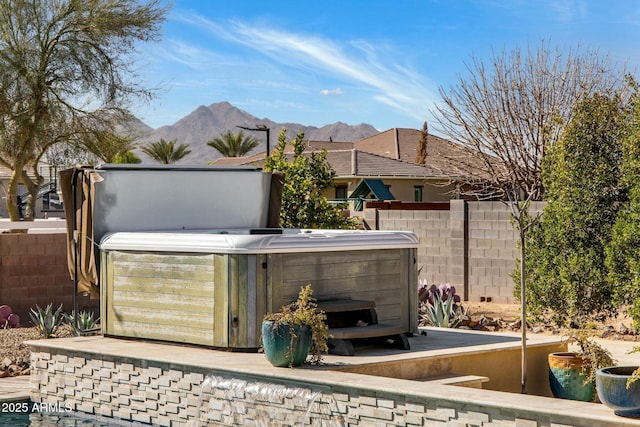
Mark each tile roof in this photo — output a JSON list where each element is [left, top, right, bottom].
[[211, 127, 481, 181], [212, 148, 446, 179], [325, 150, 444, 178], [353, 128, 479, 174]]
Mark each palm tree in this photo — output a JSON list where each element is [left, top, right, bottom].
[[141, 139, 191, 164], [207, 131, 259, 157]]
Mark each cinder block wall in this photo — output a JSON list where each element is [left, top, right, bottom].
[[376, 201, 545, 304], [0, 231, 97, 323]]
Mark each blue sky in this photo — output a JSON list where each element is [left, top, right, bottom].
[[133, 0, 640, 132]]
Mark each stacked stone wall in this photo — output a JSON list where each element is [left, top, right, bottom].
[[29, 346, 626, 427]]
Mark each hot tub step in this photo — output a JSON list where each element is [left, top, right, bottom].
[[328, 324, 404, 340], [327, 324, 410, 356], [316, 299, 375, 312]]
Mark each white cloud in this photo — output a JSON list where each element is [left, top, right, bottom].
[[320, 88, 343, 96], [182, 14, 438, 123], [547, 0, 588, 23]]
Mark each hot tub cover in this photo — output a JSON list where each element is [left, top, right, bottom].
[[99, 229, 418, 254]]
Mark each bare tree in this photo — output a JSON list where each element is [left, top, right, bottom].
[[435, 42, 626, 201], [433, 41, 628, 393], [0, 0, 167, 220]]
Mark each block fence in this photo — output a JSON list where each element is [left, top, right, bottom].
[[370, 200, 545, 304], [0, 230, 97, 323], [28, 342, 632, 427]]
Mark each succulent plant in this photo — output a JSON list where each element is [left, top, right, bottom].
[[418, 280, 468, 328], [29, 303, 64, 338], [0, 305, 20, 329], [64, 310, 100, 336]]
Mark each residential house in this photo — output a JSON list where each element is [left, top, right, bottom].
[[214, 127, 480, 211]]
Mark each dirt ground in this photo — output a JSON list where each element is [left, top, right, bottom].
[[464, 301, 638, 338], [466, 302, 522, 322]]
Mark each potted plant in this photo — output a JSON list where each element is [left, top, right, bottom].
[[596, 348, 640, 417], [548, 331, 615, 402], [261, 284, 330, 367]]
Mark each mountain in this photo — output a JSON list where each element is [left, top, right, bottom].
[[133, 101, 379, 164]]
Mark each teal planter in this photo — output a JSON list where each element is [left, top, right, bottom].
[[548, 352, 593, 402], [261, 321, 311, 367], [596, 366, 640, 417]]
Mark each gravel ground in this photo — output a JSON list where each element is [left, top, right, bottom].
[[1, 303, 636, 377], [1, 325, 73, 376]]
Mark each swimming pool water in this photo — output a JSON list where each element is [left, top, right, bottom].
[[0, 401, 126, 427]]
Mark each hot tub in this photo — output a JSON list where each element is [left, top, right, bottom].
[[99, 228, 418, 349], [61, 165, 418, 351]]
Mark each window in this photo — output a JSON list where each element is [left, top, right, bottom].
[[414, 185, 423, 202], [335, 185, 348, 199]]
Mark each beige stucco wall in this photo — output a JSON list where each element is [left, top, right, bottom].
[[325, 178, 457, 213]]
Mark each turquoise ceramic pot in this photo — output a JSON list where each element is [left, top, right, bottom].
[[261, 321, 311, 367], [548, 352, 593, 402], [596, 366, 640, 417]]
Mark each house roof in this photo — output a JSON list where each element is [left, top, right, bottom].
[[212, 127, 482, 181], [348, 179, 396, 200], [325, 150, 444, 178], [353, 128, 481, 176], [212, 148, 446, 180]]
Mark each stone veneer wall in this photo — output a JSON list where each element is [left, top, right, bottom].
[[30, 346, 626, 427], [375, 201, 545, 304]]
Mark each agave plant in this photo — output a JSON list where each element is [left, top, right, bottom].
[[65, 310, 100, 336], [418, 281, 468, 328], [29, 304, 64, 338]]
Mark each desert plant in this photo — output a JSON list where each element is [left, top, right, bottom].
[[262, 284, 330, 365], [65, 310, 100, 337], [419, 281, 468, 328], [29, 304, 64, 338], [0, 304, 20, 329], [566, 331, 616, 386]]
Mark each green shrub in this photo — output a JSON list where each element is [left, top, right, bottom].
[[606, 86, 640, 328], [264, 129, 357, 229], [520, 93, 624, 326]]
